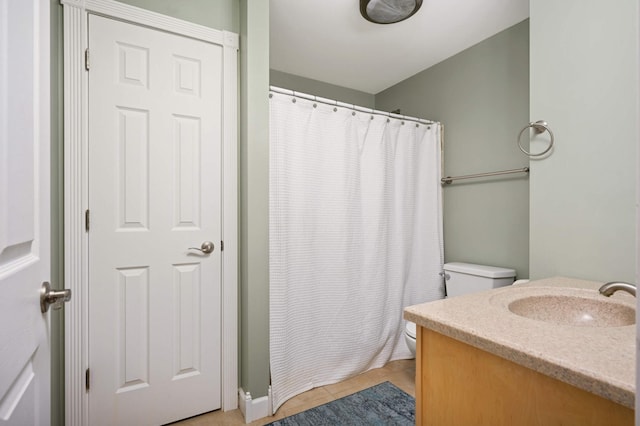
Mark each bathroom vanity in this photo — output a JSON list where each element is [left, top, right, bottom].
[[404, 277, 635, 425]]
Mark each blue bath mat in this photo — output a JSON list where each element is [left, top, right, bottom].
[[266, 381, 415, 425]]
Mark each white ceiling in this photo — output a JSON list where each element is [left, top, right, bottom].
[[270, 0, 529, 94]]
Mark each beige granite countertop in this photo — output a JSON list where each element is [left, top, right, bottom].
[[404, 277, 636, 409]]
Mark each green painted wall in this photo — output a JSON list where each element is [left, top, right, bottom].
[[239, 0, 271, 400], [50, 2, 64, 425], [529, 1, 638, 282], [115, 0, 239, 32], [270, 70, 375, 108], [376, 21, 530, 279]]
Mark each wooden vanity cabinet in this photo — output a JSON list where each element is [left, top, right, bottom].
[[416, 327, 634, 425]]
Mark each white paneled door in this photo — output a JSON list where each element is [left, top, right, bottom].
[[0, 0, 51, 425], [87, 15, 222, 425]]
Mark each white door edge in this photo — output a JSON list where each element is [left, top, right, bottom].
[[61, 2, 239, 424], [1, 0, 51, 424]]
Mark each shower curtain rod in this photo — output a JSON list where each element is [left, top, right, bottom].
[[269, 86, 439, 126]]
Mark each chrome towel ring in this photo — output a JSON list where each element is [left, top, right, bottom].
[[517, 120, 554, 157]]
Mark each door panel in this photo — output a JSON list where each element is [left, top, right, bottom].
[[0, 0, 50, 425], [88, 14, 222, 425]]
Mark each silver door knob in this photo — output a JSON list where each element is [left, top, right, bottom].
[[189, 241, 214, 254], [40, 281, 72, 313]]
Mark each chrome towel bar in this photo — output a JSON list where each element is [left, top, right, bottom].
[[441, 167, 529, 185]]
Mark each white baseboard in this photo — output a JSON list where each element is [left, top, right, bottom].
[[238, 386, 272, 423]]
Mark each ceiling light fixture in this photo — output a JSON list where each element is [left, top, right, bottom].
[[360, 0, 423, 24]]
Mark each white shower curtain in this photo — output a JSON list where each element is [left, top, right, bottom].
[[269, 89, 444, 412]]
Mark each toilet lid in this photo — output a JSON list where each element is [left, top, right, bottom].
[[405, 321, 416, 339]]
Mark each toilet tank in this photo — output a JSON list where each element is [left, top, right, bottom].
[[443, 262, 516, 297]]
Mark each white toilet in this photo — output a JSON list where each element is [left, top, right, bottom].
[[404, 262, 516, 356]]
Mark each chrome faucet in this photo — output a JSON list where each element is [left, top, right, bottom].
[[598, 281, 636, 297]]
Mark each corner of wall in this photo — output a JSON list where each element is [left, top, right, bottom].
[[238, 386, 272, 423], [239, 0, 271, 400]]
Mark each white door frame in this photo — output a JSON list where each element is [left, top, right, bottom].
[[61, 1, 239, 424]]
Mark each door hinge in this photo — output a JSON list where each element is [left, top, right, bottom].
[[85, 368, 90, 391], [85, 209, 90, 232], [221, 240, 224, 251], [85, 48, 90, 71]]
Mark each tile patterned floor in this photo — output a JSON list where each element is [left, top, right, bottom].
[[173, 359, 416, 426]]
